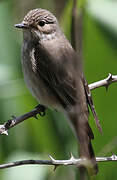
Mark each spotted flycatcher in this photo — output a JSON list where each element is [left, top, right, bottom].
[[15, 8, 101, 174]]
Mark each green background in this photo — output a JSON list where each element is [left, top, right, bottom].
[[0, 0, 117, 179]]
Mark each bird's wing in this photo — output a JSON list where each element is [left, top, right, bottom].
[[82, 76, 102, 133], [32, 42, 82, 109], [32, 42, 102, 132]]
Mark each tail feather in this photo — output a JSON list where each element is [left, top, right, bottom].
[[68, 111, 98, 175], [77, 117, 98, 175]]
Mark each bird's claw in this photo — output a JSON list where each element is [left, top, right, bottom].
[[35, 104, 46, 117]]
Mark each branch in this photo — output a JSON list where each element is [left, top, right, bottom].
[[0, 104, 46, 135], [89, 73, 117, 90], [0, 154, 117, 169], [0, 73, 117, 136]]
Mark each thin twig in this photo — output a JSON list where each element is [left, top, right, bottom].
[[0, 154, 117, 169], [89, 73, 117, 90], [0, 105, 46, 135]]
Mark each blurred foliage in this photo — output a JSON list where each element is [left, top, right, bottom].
[[0, 0, 117, 179]]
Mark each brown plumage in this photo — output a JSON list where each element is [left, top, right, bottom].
[[15, 8, 102, 175]]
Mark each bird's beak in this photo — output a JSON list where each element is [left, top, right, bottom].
[[14, 23, 29, 29]]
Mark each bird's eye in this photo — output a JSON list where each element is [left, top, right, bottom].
[[38, 20, 46, 27]]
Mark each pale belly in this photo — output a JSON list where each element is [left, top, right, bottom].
[[22, 38, 63, 111], [22, 58, 62, 110]]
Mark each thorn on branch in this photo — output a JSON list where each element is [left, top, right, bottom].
[[107, 73, 113, 81], [105, 73, 113, 91], [105, 85, 109, 91], [49, 155, 60, 170], [53, 165, 58, 171], [70, 153, 75, 161], [49, 155, 56, 163], [111, 154, 117, 160]]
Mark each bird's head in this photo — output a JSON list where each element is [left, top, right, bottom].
[[15, 8, 61, 41]]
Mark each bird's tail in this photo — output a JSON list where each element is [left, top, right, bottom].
[[68, 110, 98, 175]]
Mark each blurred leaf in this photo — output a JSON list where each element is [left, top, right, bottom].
[[87, 0, 117, 36], [60, 0, 73, 40], [0, 65, 13, 82], [0, 78, 26, 98]]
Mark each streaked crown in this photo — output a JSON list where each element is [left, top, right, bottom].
[[23, 9, 57, 27], [15, 8, 62, 41]]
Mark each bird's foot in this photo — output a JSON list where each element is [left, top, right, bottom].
[[35, 104, 46, 117]]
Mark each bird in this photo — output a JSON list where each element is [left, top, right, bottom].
[[15, 8, 101, 175]]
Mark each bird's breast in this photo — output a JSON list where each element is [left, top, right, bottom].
[[22, 41, 62, 109]]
